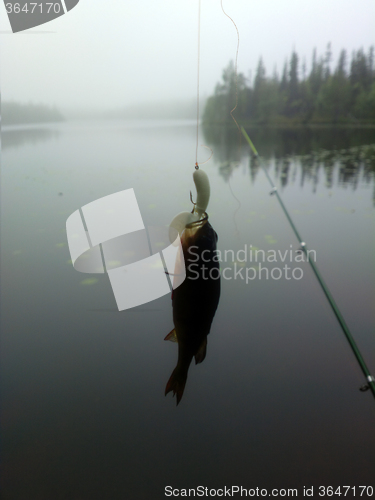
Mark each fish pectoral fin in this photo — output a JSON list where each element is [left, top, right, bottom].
[[164, 328, 178, 343], [194, 337, 207, 364]]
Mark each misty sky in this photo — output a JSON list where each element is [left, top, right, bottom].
[[1, 0, 374, 111]]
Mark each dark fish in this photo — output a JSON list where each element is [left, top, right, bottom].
[[165, 218, 221, 405]]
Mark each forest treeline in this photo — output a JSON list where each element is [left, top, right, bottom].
[[203, 45, 375, 125], [2, 101, 64, 125]]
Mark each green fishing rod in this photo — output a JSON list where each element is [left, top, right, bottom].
[[242, 126, 375, 399]]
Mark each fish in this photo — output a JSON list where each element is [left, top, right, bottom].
[[165, 217, 221, 405]]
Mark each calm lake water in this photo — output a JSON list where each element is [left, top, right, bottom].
[[1, 120, 375, 499]]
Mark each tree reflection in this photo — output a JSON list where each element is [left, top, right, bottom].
[[2, 127, 60, 150], [202, 122, 375, 200]]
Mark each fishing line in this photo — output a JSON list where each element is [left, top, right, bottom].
[[199, 144, 213, 165], [220, 0, 241, 149], [194, 1, 214, 170], [220, 0, 242, 239], [242, 126, 375, 400], [168, 0, 211, 247], [195, 0, 201, 169]]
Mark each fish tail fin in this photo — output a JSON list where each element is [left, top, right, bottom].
[[194, 337, 207, 364], [165, 366, 188, 405]]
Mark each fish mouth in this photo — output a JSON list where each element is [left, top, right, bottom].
[[185, 212, 208, 229]]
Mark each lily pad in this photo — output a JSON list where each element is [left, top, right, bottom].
[[80, 278, 98, 286]]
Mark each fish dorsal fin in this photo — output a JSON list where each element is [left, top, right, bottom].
[[164, 328, 178, 343]]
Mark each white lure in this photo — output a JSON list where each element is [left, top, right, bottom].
[[169, 169, 211, 243], [192, 169, 210, 217]]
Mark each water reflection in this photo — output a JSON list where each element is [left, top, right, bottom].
[[203, 123, 375, 196], [165, 218, 221, 405], [2, 126, 60, 150], [2, 119, 374, 498]]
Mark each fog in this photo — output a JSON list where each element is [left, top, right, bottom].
[[1, 0, 374, 113]]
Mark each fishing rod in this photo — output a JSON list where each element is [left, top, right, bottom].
[[241, 126, 375, 400]]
